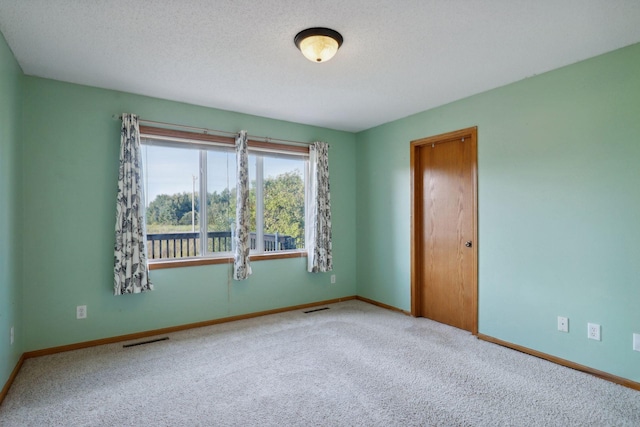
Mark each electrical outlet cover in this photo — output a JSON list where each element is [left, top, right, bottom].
[[587, 323, 601, 341], [557, 316, 569, 332], [633, 333, 640, 352], [77, 305, 87, 319]]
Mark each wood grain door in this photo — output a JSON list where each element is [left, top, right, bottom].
[[411, 127, 478, 333]]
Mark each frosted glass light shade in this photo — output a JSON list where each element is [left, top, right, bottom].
[[299, 35, 339, 62], [294, 28, 343, 63]]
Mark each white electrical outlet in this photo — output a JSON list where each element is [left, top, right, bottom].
[[76, 305, 87, 319], [633, 333, 640, 352], [587, 323, 601, 341], [10, 326, 14, 345], [557, 316, 569, 332], [330, 274, 336, 284]]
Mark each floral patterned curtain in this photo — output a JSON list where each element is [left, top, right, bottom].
[[306, 141, 333, 272], [114, 114, 153, 295], [233, 130, 252, 280]]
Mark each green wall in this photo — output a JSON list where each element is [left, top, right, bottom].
[[0, 32, 23, 388], [356, 43, 640, 382], [20, 77, 357, 351]]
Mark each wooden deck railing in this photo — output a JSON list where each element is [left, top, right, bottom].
[[146, 231, 298, 260]]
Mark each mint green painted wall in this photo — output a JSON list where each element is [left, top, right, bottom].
[[21, 77, 356, 351], [0, 32, 23, 387], [356, 43, 640, 382]]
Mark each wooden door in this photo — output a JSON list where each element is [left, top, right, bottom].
[[411, 127, 478, 333]]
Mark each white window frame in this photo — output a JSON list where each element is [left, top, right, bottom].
[[140, 126, 309, 267]]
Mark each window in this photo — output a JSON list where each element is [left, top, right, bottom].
[[140, 127, 308, 267]]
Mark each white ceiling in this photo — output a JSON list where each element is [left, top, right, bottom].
[[1, 1, 640, 133]]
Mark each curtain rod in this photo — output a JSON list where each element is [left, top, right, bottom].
[[112, 114, 318, 147]]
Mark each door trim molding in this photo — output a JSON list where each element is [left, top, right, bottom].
[[410, 126, 478, 334]]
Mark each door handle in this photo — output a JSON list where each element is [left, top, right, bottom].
[[465, 241, 472, 248]]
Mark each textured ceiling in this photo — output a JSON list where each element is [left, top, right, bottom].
[[1, 1, 640, 132]]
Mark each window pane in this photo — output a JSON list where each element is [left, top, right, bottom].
[[140, 128, 311, 263], [142, 144, 200, 259], [263, 156, 306, 251], [206, 149, 236, 253]]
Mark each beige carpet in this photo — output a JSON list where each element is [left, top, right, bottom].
[[1, 300, 638, 426]]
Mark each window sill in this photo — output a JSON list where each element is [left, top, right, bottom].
[[148, 251, 307, 270]]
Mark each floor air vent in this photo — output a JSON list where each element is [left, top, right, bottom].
[[123, 337, 169, 348], [303, 307, 330, 314]]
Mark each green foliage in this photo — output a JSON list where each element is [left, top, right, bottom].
[[264, 171, 304, 243], [145, 171, 305, 245], [146, 192, 198, 226], [179, 211, 198, 226], [208, 187, 235, 231]]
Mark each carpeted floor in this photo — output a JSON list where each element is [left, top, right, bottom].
[[1, 300, 638, 426]]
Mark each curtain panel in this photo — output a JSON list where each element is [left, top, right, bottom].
[[114, 113, 153, 295], [233, 130, 252, 280], [306, 141, 333, 272]]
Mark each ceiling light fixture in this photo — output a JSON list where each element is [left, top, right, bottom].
[[294, 27, 343, 63]]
